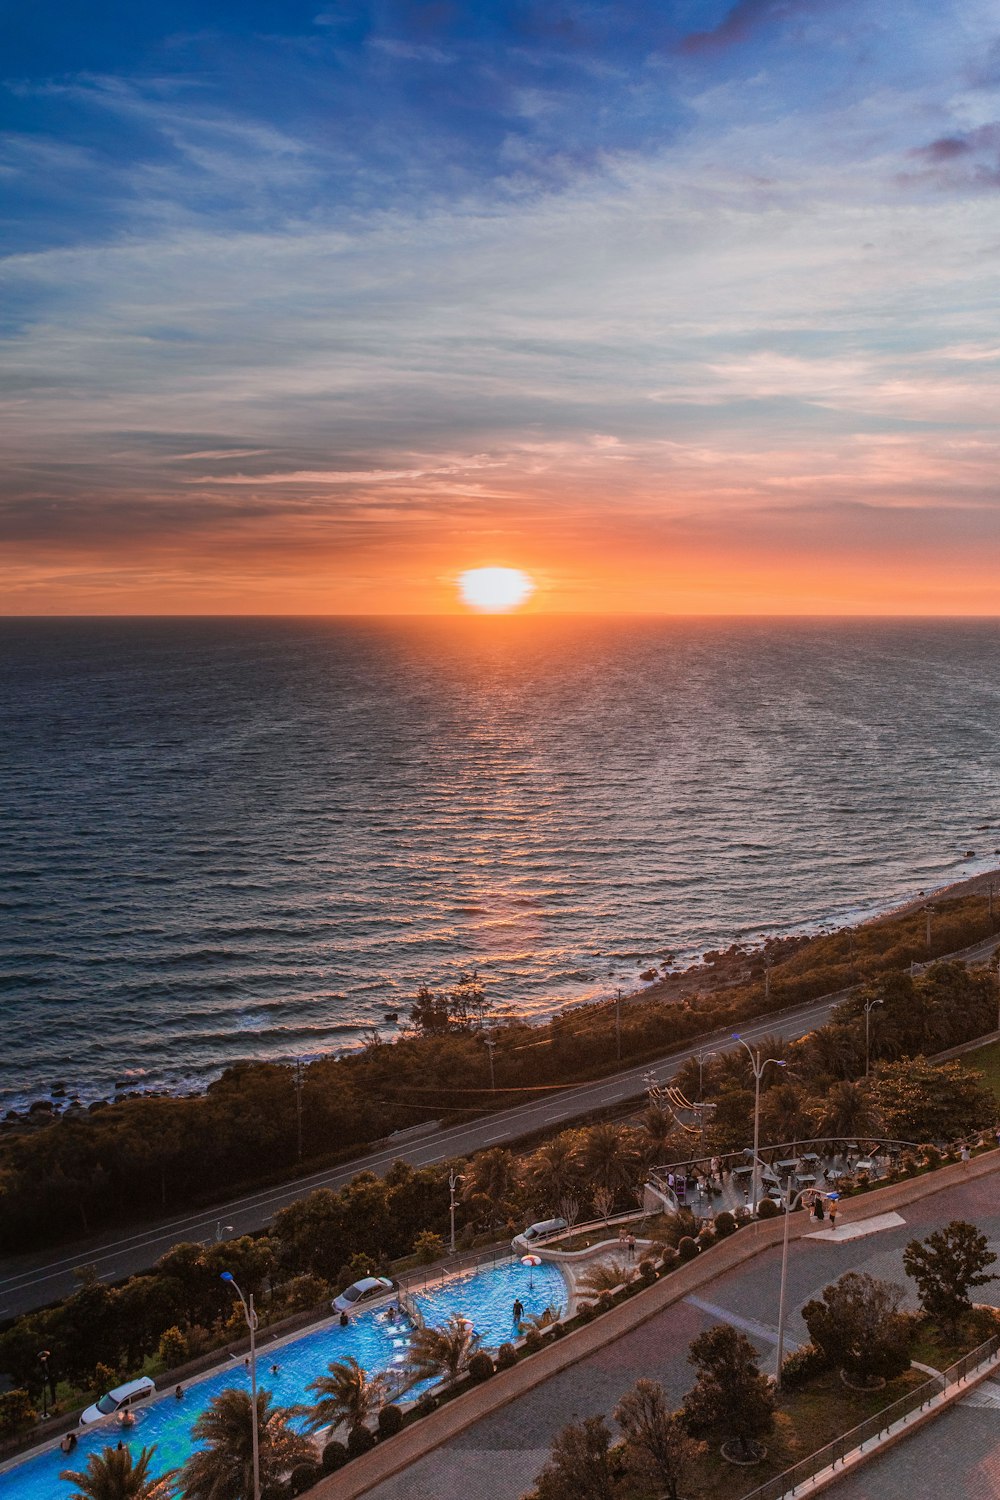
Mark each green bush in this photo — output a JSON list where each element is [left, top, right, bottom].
[[756, 1198, 781, 1220], [414, 1393, 437, 1419], [496, 1342, 518, 1369], [524, 1327, 543, 1352], [779, 1342, 832, 1390], [468, 1351, 495, 1382], [346, 1425, 377, 1458], [157, 1325, 188, 1368], [714, 1210, 737, 1238], [377, 1404, 404, 1438], [289, 1462, 321, 1494], [413, 1230, 445, 1264], [92, 1361, 117, 1397], [677, 1236, 699, 1262], [321, 1440, 349, 1473], [576, 1302, 597, 1324], [0, 1389, 37, 1438], [639, 1260, 657, 1285], [597, 1291, 615, 1311]]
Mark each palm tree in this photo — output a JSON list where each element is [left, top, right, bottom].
[[580, 1124, 640, 1203], [178, 1387, 314, 1500], [578, 1258, 634, 1298], [816, 1080, 880, 1140], [526, 1134, 581, 1210], [461, 1147, 522, 1228], [406, 1313, 480, 1385], [306, 1355, 387, 1433], [61, 1444, 177, 1500]]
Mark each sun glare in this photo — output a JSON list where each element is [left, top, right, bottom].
[[458, 567, 535, 612]]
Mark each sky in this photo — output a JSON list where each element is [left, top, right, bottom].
[[2, 0, 1000, 615]]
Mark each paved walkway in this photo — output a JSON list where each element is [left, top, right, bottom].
[[354, 1167, 1000, 1500], [827, 1384, 1000, 1500]]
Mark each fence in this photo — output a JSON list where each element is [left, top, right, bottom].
[[742, 1332, 1000, 1500], [393, 1238, 516, 1301]]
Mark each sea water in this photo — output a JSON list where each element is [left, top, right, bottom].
[[3, 616, 1000, 1107]]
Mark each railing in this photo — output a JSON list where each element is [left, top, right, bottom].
[[741, 1332, 1000, 1500], [393, 1237, 516, 1299]]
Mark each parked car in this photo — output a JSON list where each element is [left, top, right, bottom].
[[80, 1376, 156, 1425], [332, 1275, 394, 1313], [511, 1217, 568, 1252]]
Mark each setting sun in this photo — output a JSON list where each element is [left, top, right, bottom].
[[458, 567, 535, 613]]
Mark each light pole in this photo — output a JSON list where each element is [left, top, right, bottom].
[[448, 1168, 464, 1254], [694, 1050, 716, 1152], [863, 997, 883, 1078], [216, 1221, 234, 1243], [774, 1185, 839, 1389], [221, 1272, 260, 1500], [732, 1035, 785, 1215], [37, 1350, 51, 1420]]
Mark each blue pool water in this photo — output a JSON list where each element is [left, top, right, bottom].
[[1, 1260, 565, 1498]]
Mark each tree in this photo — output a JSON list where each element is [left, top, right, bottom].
[[903, 1220, 998, 1335], [306, 1355, 388, 1433], [410, 986, 451, 1035], [531, 1415, 618, 1500], [802, 1272, 914, 1387], [526, 1135, 581, 1211], [406, 1313, 480, 1385], [61, 1444, 177, 1500], [178, 1387, 314, 1500], [578, 1259, 633, 1298], [461, 1148, 522, 1230], [614, 1379, 705, 1500], [814, 1080, 878, 1140], [868, 1058, 995, 1142], [580, 1125, 640, 1204], [682, 1324, 775, 1461]]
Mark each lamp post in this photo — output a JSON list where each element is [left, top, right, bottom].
[[215, 1221, 234, 1243], [863, 997, 883, 1078], [37, 1350, 52, 1420], [221, 1272, 260, 1500], [694, 1050, 717, 1152], [448, 1168, 464, 1254], [732, 1035, 785, 1215], [774, 1185, 839, 1390]]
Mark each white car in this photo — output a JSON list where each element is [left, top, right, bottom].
[[332, 1275, 394, 1314], [80, 1376, 156, 1425]]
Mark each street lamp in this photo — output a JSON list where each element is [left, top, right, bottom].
[[216, 1221, 234, 1243], [732, 1035, 785, 1215], [37, 1350, 52, 1420], [863, 997, 883, 1078], [448, 1168, 464, 1254], [221, 1272, 260, 1500], [774, 1184, 839, 1390]]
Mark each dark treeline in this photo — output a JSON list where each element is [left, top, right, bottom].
[[0, 889, 996, 1254]]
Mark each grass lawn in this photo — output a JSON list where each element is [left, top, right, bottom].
[[958, 1037, 1000, 1101]]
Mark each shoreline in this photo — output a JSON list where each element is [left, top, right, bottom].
[[6, 860, 1000, 1122]]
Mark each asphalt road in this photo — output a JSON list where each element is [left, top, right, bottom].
[[360, 1164, 1000, 1500], [1, 932, 995, 1319]]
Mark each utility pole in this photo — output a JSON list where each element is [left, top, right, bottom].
[[221, 1275, 260, 1500], [615, 988, 622, 1063], [294, 1058, 303, 1163], [484, 1033, 496, 1091]]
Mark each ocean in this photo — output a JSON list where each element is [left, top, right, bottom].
[[3, 616, 1000, 1110]]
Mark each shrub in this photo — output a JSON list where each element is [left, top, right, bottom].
[[714, 1210, 737, 1239], [575, 1302, 597, 1324], [277, 1273, 329, 1315], [321, 1440, 349, 1473], [0, 1389, 37, 1438], [901, 1154, 918, 1177], [346, 1425, 377, 1458], [756, 1198, 781, 1220], [496, 1342, 518, 1370], [92, 1361, 117, 1397], [524, 1327, 543, 1352], [414, 1393, 437, 1419], [289, 1462, 321, 1495], [639, 1259, 657, 1286], [468, 1351, 495, 1382], [696, 1227, 717, 1250], [157, 1325, 188, 1368], [551, 1320, 567, 1336], [597, 1291, 615, 1312], [413, 1230, 445, 1265], [377, 1404, 404, 1438], [779, 1342, 832, 1391], [677, 1236, 699, 1262]]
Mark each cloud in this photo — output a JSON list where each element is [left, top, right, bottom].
[[678, 0, 817, 55]]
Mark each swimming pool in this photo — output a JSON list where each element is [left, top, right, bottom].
[[1, 1258, 566, 1499]]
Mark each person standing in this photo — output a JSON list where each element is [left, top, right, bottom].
[[512, 1298, 524, 1324], [828, 1202, 838, 1231]]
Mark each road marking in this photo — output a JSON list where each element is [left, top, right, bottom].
[[684, 1294, 801, 1351], [808, 1212, 906, 1242], [483, 1132, 509, 1142]]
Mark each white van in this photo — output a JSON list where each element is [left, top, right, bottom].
[[512, 1217, 568, 1252], [80, 1376, 156, 1425]]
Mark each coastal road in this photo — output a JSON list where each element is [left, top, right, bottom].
[[1, 934, 996, 1318], [357, 1164, 1000, 1500]]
